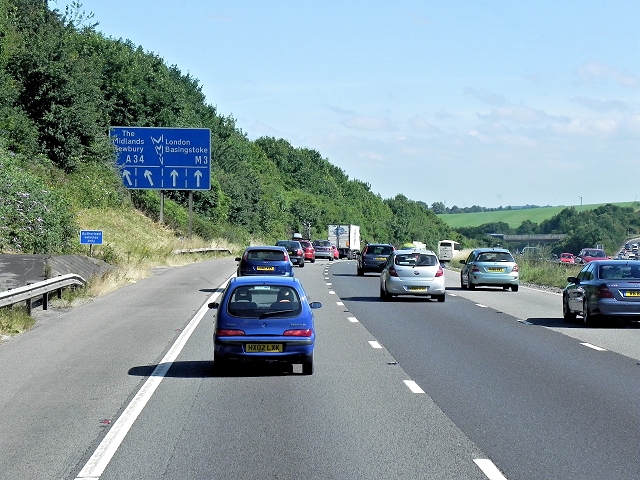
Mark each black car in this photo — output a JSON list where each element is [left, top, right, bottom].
[[275, 240, 305, 267], [357, 243, 395, 275]]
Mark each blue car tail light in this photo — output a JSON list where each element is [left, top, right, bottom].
[[283, 329, 313, 337]]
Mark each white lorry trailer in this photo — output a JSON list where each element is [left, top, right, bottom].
[[327, 225, 361, 259]]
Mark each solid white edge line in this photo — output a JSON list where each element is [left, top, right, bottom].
[[368, 340, 382, 349], [476, 304, 488, 308], [581, 342, 607, 351], [403, 380, 425, 394], [75, 276, 231, 479], [347, 317, 359, 323], [474, 459, 508, 480]]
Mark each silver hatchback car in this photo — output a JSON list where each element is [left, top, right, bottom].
[[460, 247, 519, 292], [379, 249, 446, 302]]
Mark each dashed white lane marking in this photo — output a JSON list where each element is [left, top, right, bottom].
[[75, 277, 230, 479], [473, 458, 509, 479], [403, 380, 425, 394], [368, 341, 382, 349], [581, 342, 607, 351], [476, 304, 488, 308], [336, 301, 344, 306], [448, 293, 458, 297], [329, 290, 336, 295], [326, 282, 332, 285], [348, 317, 359, 323]]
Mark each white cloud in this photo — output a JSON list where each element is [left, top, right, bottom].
[[571, 96, 629, 112], [464, 87, 508, 107], [357, 150, 385, 161], [578, 61, 640, 88], [479, 105, 553, 124], [409, 115, 439, 134], [553, 117, 619, 136], [342, 116, 395, 131]]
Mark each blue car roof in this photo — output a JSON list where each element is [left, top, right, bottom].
[[230, 276, 302, 287]]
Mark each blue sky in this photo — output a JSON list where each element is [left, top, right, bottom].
[[52, 1, 639, 208]]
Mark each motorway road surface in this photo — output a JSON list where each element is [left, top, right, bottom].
[[0, 257, 638, 479]]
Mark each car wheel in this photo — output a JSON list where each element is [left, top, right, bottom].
[[468, 280, 475, 290], [311, 257, 315, 263], [582, 300, 599, 327], [563, 295, 577, 321], [460, 275, 467, 289], [435, 294, 445, 303], [357, 267, 364, 276], [299, 260, 304, 268], [329, 256, 333, 262], [379, 283, 391, 301], [213, 353, 227, 375], [302, 353, 313, 375], [511, 284, 519, 292]]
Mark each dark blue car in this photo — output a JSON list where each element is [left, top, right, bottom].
[[209, 276, 321, 374], [235, 245, 294, 277]]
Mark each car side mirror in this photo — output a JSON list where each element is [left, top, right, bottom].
[[567, 277, 578, 284], [235, 257, 241, 262], [309, 302, 322, 309], [460, 260, 466, 264], [208, 302, 219, 309]]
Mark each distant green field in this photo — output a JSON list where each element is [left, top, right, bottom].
[[437, 202, 636, 229]]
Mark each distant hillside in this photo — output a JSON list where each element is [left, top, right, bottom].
[[437, 202, 637, 229]]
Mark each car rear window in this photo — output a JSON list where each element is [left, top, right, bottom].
[[366, 246, 393, 255], [228, 285, 301, 317], [599, 265, 640, 280], [246, 249, 285, 261], [313, 240, 331, 247], [395, 253, 438, 266], [585, 250, 606, 258], [476, 252, 514, 262]]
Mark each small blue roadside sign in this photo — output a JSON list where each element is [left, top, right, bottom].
[[109, 127, 211, 191], [80, 230, 103, 245]]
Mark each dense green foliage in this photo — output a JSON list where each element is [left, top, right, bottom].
[[0, 0, 634, 260], [0, 0, 464, 256]]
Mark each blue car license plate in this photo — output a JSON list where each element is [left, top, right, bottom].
[[245, 343, 283, 352]]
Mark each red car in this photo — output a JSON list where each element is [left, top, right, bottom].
[[559, 253, 575, 264], [576, 248, 609, 264], [299, 240, 316, 263], [331, 244, 339, 260]]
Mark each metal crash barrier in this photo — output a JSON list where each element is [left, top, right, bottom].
[[0, 274, 86, 314]]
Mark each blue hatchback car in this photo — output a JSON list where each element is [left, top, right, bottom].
[[209, 276, 321, 374], [236, 245, 294, 277]]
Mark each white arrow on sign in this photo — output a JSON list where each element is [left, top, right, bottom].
[[144, 170, 154, 186], [122, 170, 132, 186], [170, 169, 179, 187], [194, 170, 202, 188]]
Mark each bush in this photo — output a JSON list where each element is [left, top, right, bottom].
[[0, 152, 76, 253]]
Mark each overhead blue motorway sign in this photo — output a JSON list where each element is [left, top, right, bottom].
[[110, 127, 211, 190]]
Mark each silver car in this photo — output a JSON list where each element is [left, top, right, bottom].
[[379, 249, 446, 302], [563, 260, 640, 326], [460, 248, 519, 292]]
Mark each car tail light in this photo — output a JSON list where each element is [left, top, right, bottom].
[[389, 267, 399, 277], [512, 264, 519, 272], [596, 284, 614, 299], [435, 265, 444, 277], [284, 253, 290, 262], [472, 265, 480, 272], [284, 329, 313, 337], [216, 329, 245, 336], [296, 249, 303, 256]]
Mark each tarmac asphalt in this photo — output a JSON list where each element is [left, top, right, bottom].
[[0, 254, 112, 291]]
